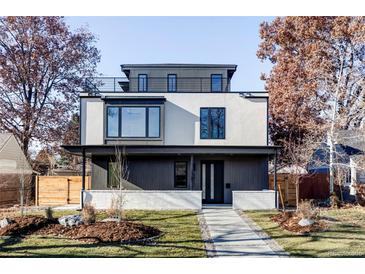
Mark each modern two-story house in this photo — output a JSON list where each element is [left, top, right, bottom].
[[63, 64, 280, 210]]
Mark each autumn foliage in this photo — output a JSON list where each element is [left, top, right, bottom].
[[257, 17, 365, 148], [0, 17, 100, 157]]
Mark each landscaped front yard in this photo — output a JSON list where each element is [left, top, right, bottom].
[[245, 207, 365, 257], [0, 210, 206, 257]]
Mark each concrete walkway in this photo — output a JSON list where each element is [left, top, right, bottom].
[[200, 208, 287, 257]]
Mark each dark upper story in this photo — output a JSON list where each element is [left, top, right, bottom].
[[84, 63, 238, 93]]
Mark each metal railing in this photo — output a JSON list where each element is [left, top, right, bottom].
[[83, 77, 233, 93]]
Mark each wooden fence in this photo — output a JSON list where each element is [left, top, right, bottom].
[[0, 173, 33, 208], [35, 176, 91, 206], [269, 173, 330, 207]]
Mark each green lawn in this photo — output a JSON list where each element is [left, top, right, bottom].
[[245, 207, 365, 257], [0, 210, 206, 257]]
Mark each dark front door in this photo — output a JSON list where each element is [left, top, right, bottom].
[[201, 161, 224, 203]]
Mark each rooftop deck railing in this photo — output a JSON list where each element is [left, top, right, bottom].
[[84, 77, 233, 93]]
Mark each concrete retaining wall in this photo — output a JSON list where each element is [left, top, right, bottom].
[[83, 190, 202, 210], [232, 190, 276, 210]]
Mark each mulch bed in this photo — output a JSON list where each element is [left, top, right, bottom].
[[0, 216, 54, 237], [35, 221, 161, 243], [270, 211, 327, 234], [0, 215, 161, 243]]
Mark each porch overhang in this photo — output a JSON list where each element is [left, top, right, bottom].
[[61, 145, 281, 157]]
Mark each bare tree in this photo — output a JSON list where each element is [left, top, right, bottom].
[[109, 146, 129, 222], [283, 136, 322, 208]]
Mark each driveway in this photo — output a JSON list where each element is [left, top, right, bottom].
[[200, 207, 288, 257]]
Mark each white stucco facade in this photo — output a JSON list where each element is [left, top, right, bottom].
[[232, 190, 276, 210], [83, 190, 202, 210], [80, 92, 268, 146]]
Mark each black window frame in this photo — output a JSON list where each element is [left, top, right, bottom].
[[106, 105, 161, 139], [210, 74, 223, 92], [174, 161, 188, 189], [200, 107, 226, 139], [138, 74, 148, 92], [167, 74, 177, 92]]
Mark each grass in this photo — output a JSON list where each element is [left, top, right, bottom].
[[245, 207, 365, 257], [0, 210, 206, 257]]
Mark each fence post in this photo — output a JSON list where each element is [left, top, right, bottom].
[[274, 150, 278, 209]]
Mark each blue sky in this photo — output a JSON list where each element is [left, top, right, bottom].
[[65, 17, 274, 91]]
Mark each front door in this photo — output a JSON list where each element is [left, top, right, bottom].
[[201, 161, 224, 203]]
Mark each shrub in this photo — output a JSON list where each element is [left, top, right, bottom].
[[107, 197, 125, 221], [330, 192, 341, 208], [82, 203, 96, 224], [44, 207, 54, 220], [296, 200, 319, 220]]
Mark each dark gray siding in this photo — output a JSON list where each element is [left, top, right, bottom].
[[91, 154, 269, 203]]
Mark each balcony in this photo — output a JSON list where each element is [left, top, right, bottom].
[[83, 77, 232, 93]]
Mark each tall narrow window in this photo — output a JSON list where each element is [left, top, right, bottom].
[[167, 74, 177, 92], [148, 107, 160, 137], [107, 162, 120, 189], [138, 74, 148, 92], [211, 74, 222, 92], [200, 108, 225, 139], [107, 107, 119, 137], [175, 161, 188, 188]]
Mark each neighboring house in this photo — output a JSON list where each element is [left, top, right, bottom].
[[0, 133, 33, 207], [308, 129, 365, 193], [63, 64, 280, 210]]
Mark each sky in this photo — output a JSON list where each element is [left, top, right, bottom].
[[65, 16, 274, 91]]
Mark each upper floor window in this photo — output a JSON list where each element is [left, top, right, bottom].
[[107, 107, 119, 137], [138, 74, 148, 92], [167, 74, 177, 92], [200, 108, 225, 139], [106, 106, 160, 138], [211, 74, 222, 92]]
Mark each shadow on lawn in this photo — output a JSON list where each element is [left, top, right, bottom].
[[0, 236, 206, 258], [126, 211, 198, 222]]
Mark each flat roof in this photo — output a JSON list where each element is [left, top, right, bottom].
[[121, 63, 237, 69]]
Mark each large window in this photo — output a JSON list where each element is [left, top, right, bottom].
[[174, 161, 188, 188], [138, 74, 148, 92], [167, 74, 177, 92], [211, 74, 223, 92], [121, 107, 146, 137], [200, 108, 225, 139], [106, 106, 160, 138]]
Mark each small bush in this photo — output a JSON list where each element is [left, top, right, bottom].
[[330, 192, 341, 208], [82, 203, 96, 224], [107, 197, 124, 221], [44, 207, 54, 220], [296, 200, 319, 220]]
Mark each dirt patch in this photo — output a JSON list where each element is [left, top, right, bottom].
[[35, 221, 161, 243], [271, 211, 327, 234], [0, 216, 53, 237]]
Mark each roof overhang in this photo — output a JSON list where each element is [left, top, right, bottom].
[[101, 95, 166, 105], [62, 145, 281, 157]]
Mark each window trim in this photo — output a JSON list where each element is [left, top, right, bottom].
[[210, 74, 223, 92], [106, 105, 161, 139], [174, 161, 188, 189], [200, 107, 226, 140], [138, 74, 148, 92], [167, 74, 177, 92]]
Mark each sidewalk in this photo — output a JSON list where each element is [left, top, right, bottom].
[[201, 208, 288, 257]]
